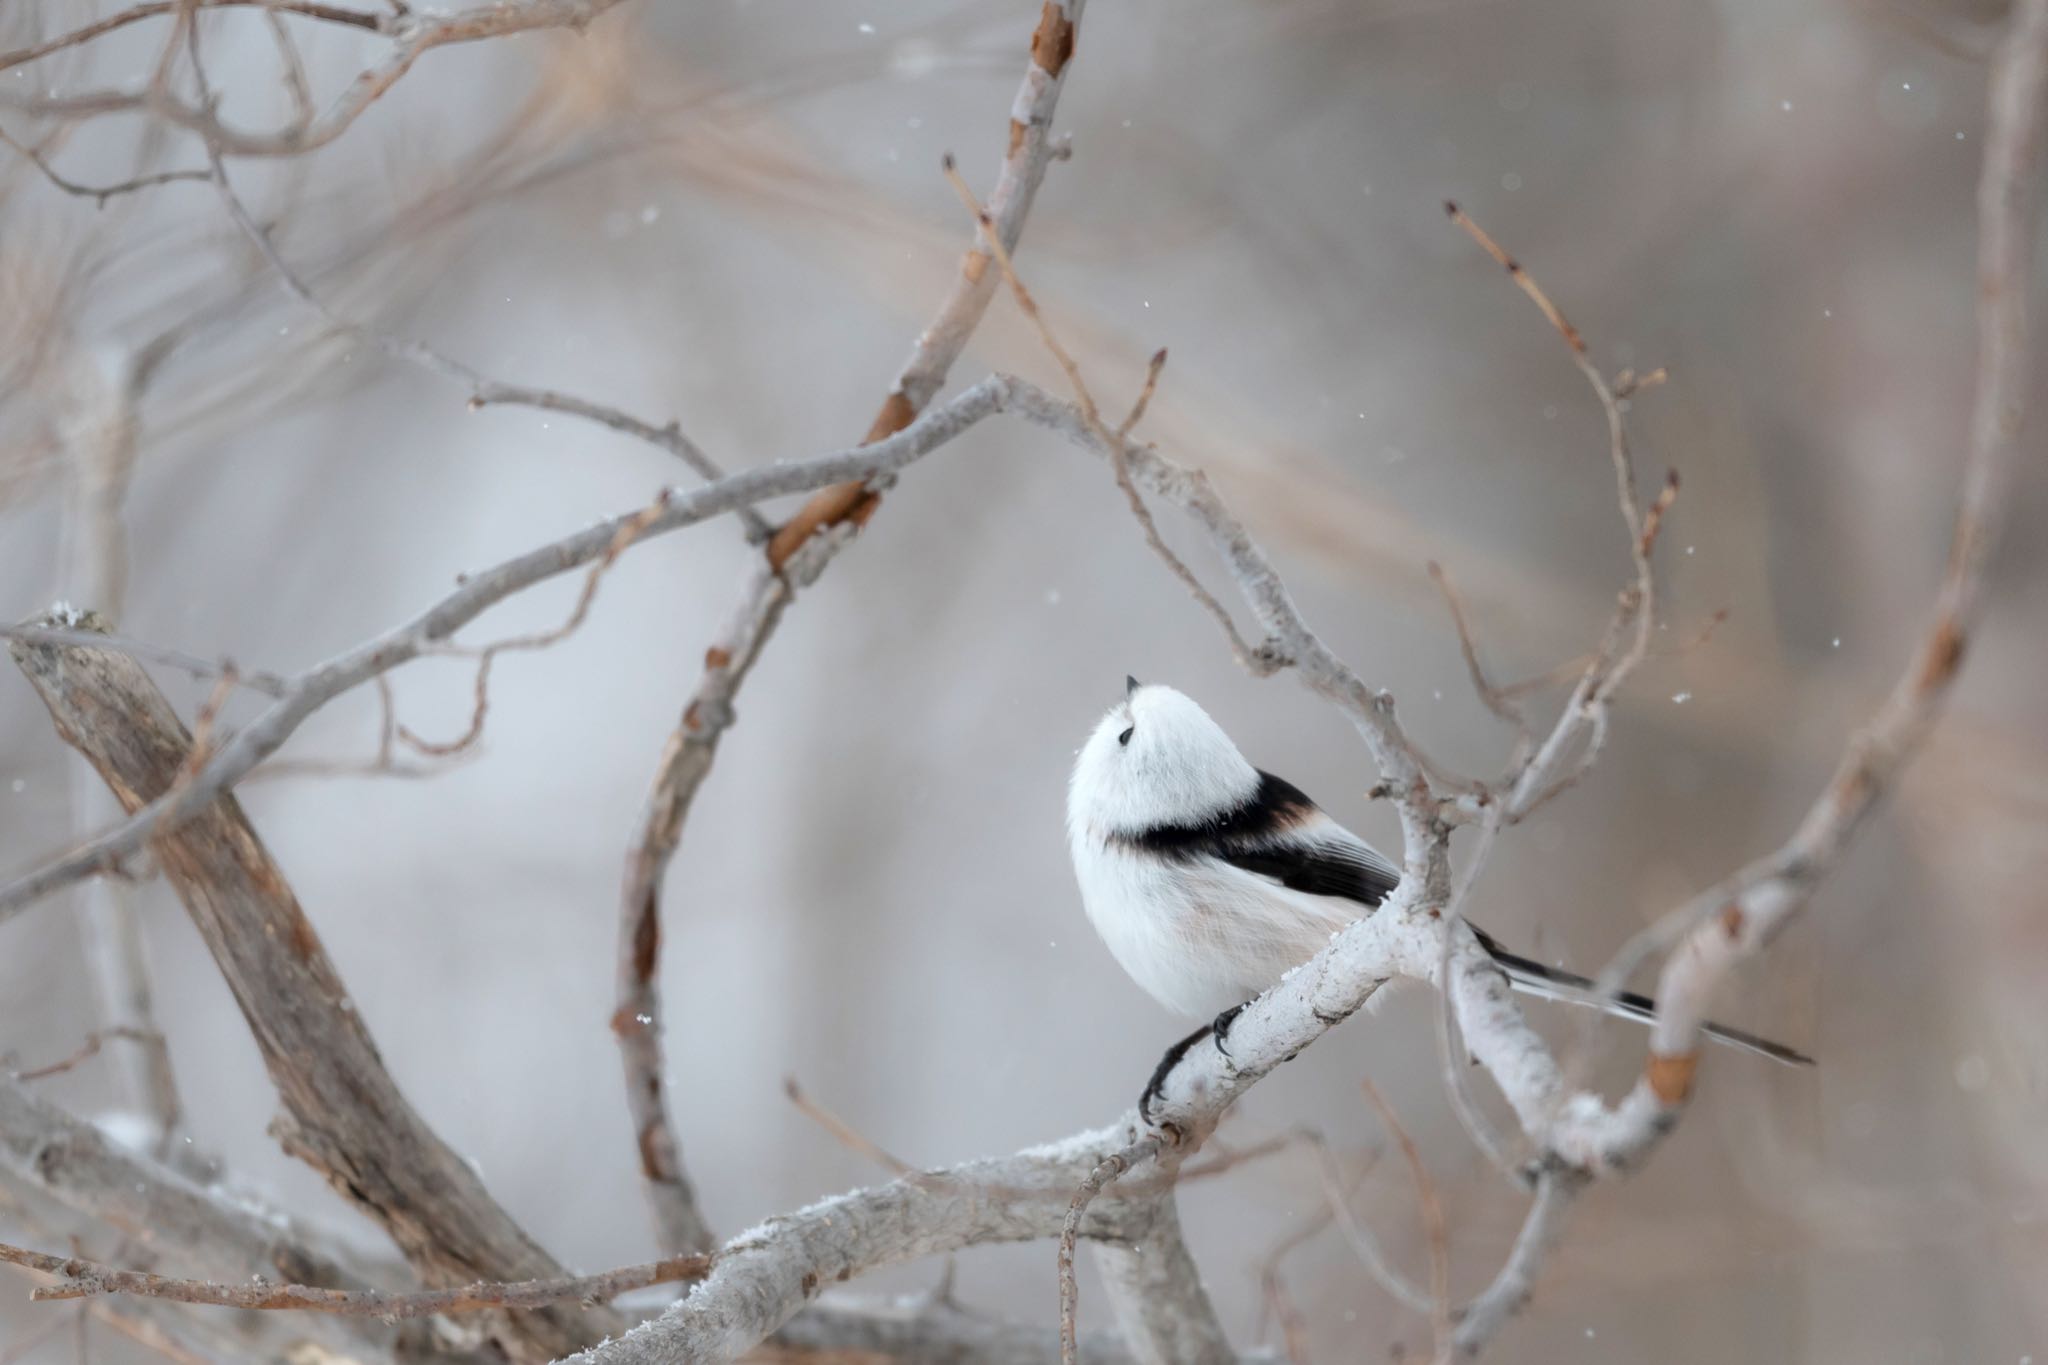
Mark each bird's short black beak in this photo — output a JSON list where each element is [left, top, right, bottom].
[[1126, 674, 1142, 699]]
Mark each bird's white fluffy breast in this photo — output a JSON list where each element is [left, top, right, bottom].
[[1066, 827, 1360, 1018]]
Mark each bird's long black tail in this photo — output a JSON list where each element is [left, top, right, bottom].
[[1476, 930, 1814, 1068]]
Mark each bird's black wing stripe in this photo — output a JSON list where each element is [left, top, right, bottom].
[[1219, 838, 1398, 907], [1117, 770, 1400, 908], [1121, 770, 1317, 855]]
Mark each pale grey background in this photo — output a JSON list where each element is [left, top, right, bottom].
[[1, 0, 2043, 1360]]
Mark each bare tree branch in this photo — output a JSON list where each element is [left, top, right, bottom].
[[941, 156, 1268, 673], [782, 1077, 916, 1178], [1058, 1134, 1162, 1365], [1089, 1196, 1235, 1365], [394, 491, 676, 757], [557, 1123, 1158, 1365], [0, 1, 380, 75], [468, 383, 759, 531], [609, 0, 1090, 1257], [7, 623, 620, 1362], [611, 557, 788, 1256], [198, 144, 768, 537], [1359, 1080, 1450, 1357], [0, 127, 207, 208], [763, 0, 1087, 570], [770, 1294, 1162, 1365], [9, 1027, 164, 1084], [0, 1241, 708, 1317], [1440, 203, 1675, 828], [0, 1, 627, 158], [0, 381, 1011, 927], [1426, 559, 1527, 738], [1449, 1166, 1581, 1355], [0, 1076, 394, 1361], [1308, 1135, 1431, 1316], [10, 85, 2040, 1338], [1567, 0, 2048, 1168]]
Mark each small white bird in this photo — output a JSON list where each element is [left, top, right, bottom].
[[1067, 678, 1812, 1120]]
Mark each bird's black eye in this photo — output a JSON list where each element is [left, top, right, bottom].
[[1117, 726, 1135, 747]]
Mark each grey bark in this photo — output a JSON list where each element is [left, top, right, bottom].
[[9, 616, 620, 1363]]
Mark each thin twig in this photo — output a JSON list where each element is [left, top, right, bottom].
[[0, 1241, 710, 1316], [1449, 1166, 1582, 1353], [468, 385, 765, 538], [1427, 560, 1526, 734], [762, 0, 1087, 569], [782, 1077, 915, 1177], [0, 127, 207, 207], [262, 11, 317, 132], [607, 0, 1091, 1257], [1116, 347, 1168, 440], [0, 378, 1016, 928], [0, 1, 624, 158], [1360, 1080, 1451, 1356], [0, 0, 381, 75], [200, 140, 748, 528], [397, 492, 673, 756], [1255, 1203, 1332, 1365], [1308, 1132, 1433, 1314], [1251, 1139, 1379, 1360], [942, 155, 1268, 674], [11, 1028, 168, 1084], [1581, 0, 2048, 1129], [1444, 203, 1673, 822], [1058, 1134, 1162, 1365]]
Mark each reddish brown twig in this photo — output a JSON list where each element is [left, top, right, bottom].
[[1117, 347, 1169, 440], [610, 0, 1090, 1258], [783, 1077, 915, 1177], [1444, 202, 1676, 822], [1360, 1080, 1451, 1355], [11, 1028, 167, 1083], [1427, 560, 1526, 733], [1058, 1134, 1163, 1365], [942, 156, 1266, 672]]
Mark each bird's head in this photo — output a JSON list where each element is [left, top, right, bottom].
[[1067, 678, 1259, 837]]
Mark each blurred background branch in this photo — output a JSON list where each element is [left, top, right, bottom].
[[0, 0, 2043, 1362]]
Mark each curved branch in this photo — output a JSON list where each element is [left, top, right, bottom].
[[0, 379, 1012, 927], [559, 1124, 1153, 1364], [1560, 0, 2048, 1174], [8, 623, 621, 1361], [609, 0, 1092, 1256]]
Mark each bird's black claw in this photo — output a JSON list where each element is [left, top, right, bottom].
[[1138, 1019, 1215, 1128], [1210, 1002, 1248, 1060], [1138, 1075, 1166, 1126]]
